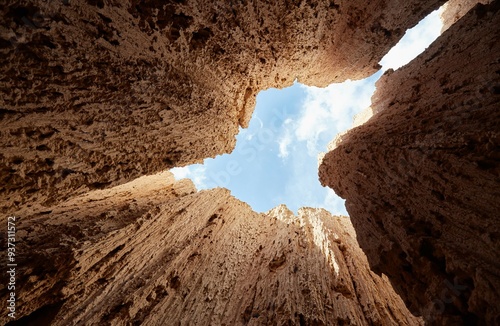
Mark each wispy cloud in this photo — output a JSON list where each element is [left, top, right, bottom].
[[277, 118, 294, 159], [278, 131, 292, 158], [274, 78, 377, 215], [297, 79, 376, 152], [169, 8, 444, 217], [322, 189, 347, 216]]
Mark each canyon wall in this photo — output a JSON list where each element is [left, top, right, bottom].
[[0, 0, 445, 212], [440, 0, 493, 31], [2, 0, 498, 324], [1, 172, 422, 325], [319, 1, 500, 325]]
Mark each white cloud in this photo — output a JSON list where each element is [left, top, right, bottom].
[[242, 129, 253, 141], [170, 164, 208, 190], [380, 9, 443, 71], [170, 166, 191, 179], [294, 79, 376, 156], [322, 189, 347, 216], [278, 130, 292, 158]]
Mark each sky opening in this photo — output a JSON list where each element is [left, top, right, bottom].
[[172, 8, 444, 215]]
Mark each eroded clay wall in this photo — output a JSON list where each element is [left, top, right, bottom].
[[0, 172, 422, 325], [0, 0, 444, 212], [319, 2, 500, 324]]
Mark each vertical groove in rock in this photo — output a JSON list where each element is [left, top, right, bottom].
[[319, 2, 500, 324], [0, 172, 421, 325], [0, 0, 444, 212]]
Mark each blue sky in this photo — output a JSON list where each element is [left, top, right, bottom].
[[172, 9, 443, 215]]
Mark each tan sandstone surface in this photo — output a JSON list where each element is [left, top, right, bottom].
[[0, 172, 422, 325], [0, 0, 445, 212], [440, 0, 493, 31], [319, 1, 500, 325]]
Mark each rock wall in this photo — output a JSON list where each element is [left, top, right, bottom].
[[440, 0, 493, 31], [319, 2, 500, 325], [3, 0, 498, 324], [1, 172, 421, 325], [0, 0, 445, 212]]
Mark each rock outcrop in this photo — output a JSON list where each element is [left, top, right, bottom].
[[440, 0, 493, 31], [1, 172, 421, 325], [319, 2, 500, 325], [0, 0, 445, 212]]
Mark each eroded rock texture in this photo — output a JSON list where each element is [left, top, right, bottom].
[[440, 0, 493, 31], [0, 0, 445, 212], [1, 172, 421, 325], [320, 2, 500, 325]]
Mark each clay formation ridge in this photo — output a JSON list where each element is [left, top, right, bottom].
[[0, 0, 444, 211], [0, 172, 422, 325], [320, 1, 500, 324]]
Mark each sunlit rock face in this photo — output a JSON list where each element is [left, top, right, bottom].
[[0, 0, 445, 212], [0, 172, 421, 325], [440, 0, 493, 31], [320, 2, 500, 324]]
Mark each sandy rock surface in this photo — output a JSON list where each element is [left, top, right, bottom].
[[320, 2, 500, 324], [0, 172, 421, 325], [0, 0, 444, 212]]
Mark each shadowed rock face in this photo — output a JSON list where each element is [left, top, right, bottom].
[[0, 172, 422, 325], [0, 0, 444, 212], [319, 2, 500, 324]]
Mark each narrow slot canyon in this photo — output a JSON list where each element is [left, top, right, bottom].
[[0, 0, 498, 325]]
